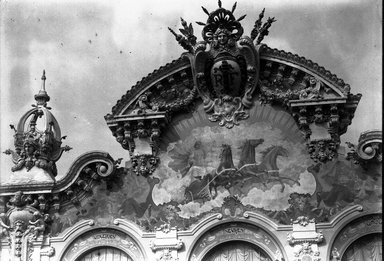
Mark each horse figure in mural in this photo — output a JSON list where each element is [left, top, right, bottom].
[[238, 144, 300, 192], [183, 141, 300, 202], [184, 144, 237, 203]]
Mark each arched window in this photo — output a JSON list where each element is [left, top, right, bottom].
[[341, 233, 382, 261], [203, 241, 272, 261], [77, 247, 133, 261]]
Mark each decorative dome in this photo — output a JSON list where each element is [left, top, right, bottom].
[[4, 71, 71, 182]]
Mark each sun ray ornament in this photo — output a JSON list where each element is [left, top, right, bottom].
[[169, 1, 276, 128]]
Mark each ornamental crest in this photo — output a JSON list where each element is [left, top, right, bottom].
[[169, 1, 275, 128], [4, 71, 71, 179]]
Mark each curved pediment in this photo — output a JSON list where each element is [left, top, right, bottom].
[[108, 57, 191, 117], [259, 45, 349, 98], [107, 44, 356, 118], [105, 44, 361, 164]]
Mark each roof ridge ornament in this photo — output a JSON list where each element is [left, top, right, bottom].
[[169, 1, 276, 128], [3, 71, 72, 183]]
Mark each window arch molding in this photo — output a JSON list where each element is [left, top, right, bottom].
[[184, 213, 289, 261], [56, 219, 147, 261], [328, 213, 382, 259]]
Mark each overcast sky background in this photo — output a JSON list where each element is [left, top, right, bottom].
[[0, 0, 382, 182]]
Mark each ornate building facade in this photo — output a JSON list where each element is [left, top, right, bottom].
[[0, 2, 382, 261]]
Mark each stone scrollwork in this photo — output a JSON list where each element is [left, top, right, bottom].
[[131, 154, 160, 177], [0, 191, 50, 259], [170, 1, 275, 128], [346, 130, 382, 168], [52, 151, 123, 209], [307, 139, 338, 163], [221, 195, 245, 218], [293, 242, 321, 261], [292, 216, 315, 227], [208, 96, 249, 128]]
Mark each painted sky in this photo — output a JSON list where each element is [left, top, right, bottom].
[[0, 0, 382, 182]]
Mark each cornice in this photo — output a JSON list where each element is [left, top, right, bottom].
[[316, 205, 364, 229], [259, 45, 350, 96], [110, 57, 190, 116]]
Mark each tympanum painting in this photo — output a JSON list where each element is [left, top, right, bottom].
[[50, 102, 381, 234]]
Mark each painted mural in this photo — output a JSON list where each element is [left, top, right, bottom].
[[153, 121, 313, 218], [50, 104, 382, 235]]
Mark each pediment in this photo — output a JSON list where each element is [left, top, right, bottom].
[[105, 45, 361, 154], [107, 45, 353, 119]]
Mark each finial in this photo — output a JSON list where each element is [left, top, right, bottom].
[[41, 70, 46, 90], [34, 70, 50, 107]]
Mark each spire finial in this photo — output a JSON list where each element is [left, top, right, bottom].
[[41, 70, 46, 92], [34, 70, 50, 107]]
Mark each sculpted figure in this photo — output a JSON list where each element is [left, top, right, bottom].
[[11, 138, 39, 172], [0, 213, 10, 238], [169, 3, 276, 128], [28, 212, 46, 239], [212, 27, 235, 51]]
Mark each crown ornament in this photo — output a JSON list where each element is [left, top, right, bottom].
[[4, 71, 72, 178], [169, 1, 276, 128]]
